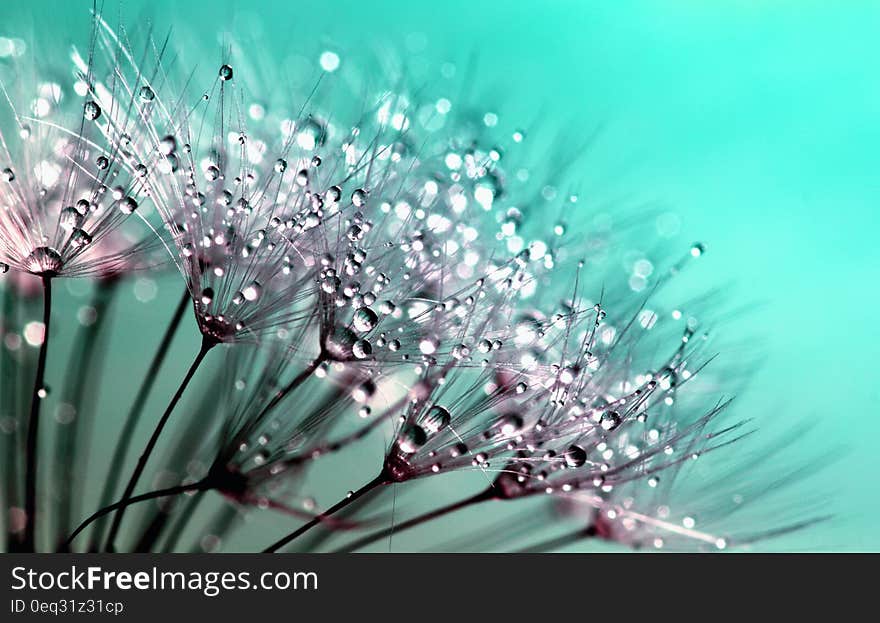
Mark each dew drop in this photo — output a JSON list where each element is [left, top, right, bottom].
[[564, 444, 588, 468], [69, 228, 92, 248], [84, 101, 101, 121], [59, 207, 84, 231], [422, 405, 451, 434], [242, 281, 262, 302], [24, 247, 62, 275], [219, 64, 234, 81], [201, 287, 214, 306], [119, 196, 138, 214], [397, 425, 427, 454], [352, 307, 379, 332], [352, 339, 372, 359]]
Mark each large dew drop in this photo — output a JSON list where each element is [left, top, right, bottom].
[[352, 307, 379, 332]]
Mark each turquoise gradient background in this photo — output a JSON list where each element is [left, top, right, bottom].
[[3, 0, 877, 551]]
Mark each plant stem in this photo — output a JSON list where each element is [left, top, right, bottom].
[[22, 276, 52, 552], [88, 288, 189, 550], [334, 487, 494, 553], [262, 474, 386, 553], [65, 480, 207, 549], [104, 335, 215, 551]]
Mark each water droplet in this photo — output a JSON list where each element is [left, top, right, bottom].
[[352, 339, 372, 359], [351, 188, 367, 207], [397, 425, 427, 454], [159, 135, 177, 155], [96, 156, 109, 170], [422, 405, 450, 434], [69, 228, 92, 248], [24, 247, 62, 275], [690, 242, 705, 258], [242, 281, 262, 302], [600, 411, 621, 431], [59, 207, 84, 231], [219, 64, 234, 81], [205, 165, 220, 181], [84, 101, 101, 120], [564, 444, 587, 468], [498, 414, 524, 436], [139, 85, 155, 101], [119, 196, 138, 214], [2, 168, 14, 182], [274, 158, 287, 173], [352, 307, 379, 332], [201, 287, 214, 306]]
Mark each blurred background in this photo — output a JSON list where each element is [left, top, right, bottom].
[[2, 0, 877, 551]]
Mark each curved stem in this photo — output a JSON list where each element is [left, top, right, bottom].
[[88, 288, 189, 549], [263, 474, 385, 553], [335, 487, 493, 553], [104, 335, 215, 551], [65, 480, 207, 549], [23, 276, 52, 552]]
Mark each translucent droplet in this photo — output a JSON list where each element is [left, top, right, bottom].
[[159, 135, 177, 155], [139, 85, 155, 101], [201, 287, 214, 306], [219, 64, 234, 81], [690, 243, 705, 258], [398, 425, 427, 454], [564, 444, 587, 468], [422, 406, 450, 434], [2, 168, 14, 182], [274, 158, 287, 173], [242, 281, 262, 302], [351, 188, 367, 207], [499, 414, 524, 436], [119, 196, 138, 214], [59, 207, 84, 231], [352, 307, 379, 332], [24, 247, 62, 275], [600, 411, 622, 431], [352, 339, 372, 359], [69, 228, 92, 248], [84, 101, 101, 120]]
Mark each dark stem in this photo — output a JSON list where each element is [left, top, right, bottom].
[[262, 474, 386, 553], [334, 487, 494, 553], [88, 288, 189, 550], [104, 335, 215, 551], [513, 525, 596, 553], [54, 281, 116, 550], [22, 276, 52, 552], [65, 480, 207, 549]]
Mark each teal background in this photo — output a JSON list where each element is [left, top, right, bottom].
[[3, 0, 877, 551]]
